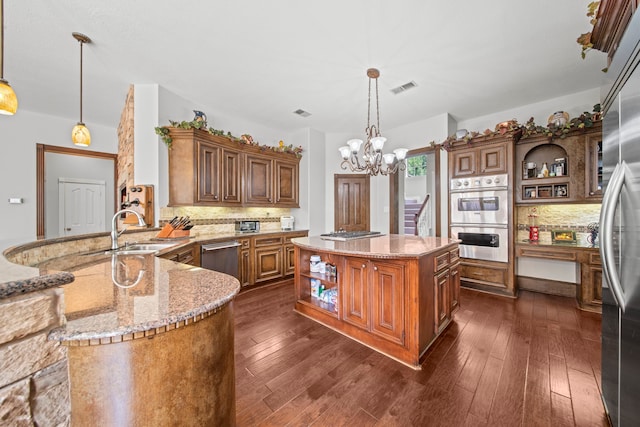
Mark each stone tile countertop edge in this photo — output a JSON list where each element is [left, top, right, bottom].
[[0, 271, 75, 299]]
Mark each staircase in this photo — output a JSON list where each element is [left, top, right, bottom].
[[404, 199, 422, 235]]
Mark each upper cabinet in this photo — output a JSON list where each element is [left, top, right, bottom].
[[167, 129, 300, 207], [450, 141, 509, 178], [515, 122, 602, 204], [244, 155, 299, 207]]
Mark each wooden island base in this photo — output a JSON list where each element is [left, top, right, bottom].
[[292, 235, 460, 369], [66, 303, 235, 426]]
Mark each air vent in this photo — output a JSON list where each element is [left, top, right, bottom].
[[391, 81, 418, 95], [293, 109, 311, 117]]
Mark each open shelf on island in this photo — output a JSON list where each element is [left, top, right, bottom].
[[298, 296, 338, 316]]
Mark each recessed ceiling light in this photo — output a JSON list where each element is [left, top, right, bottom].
[[293, 109, 311, 117], [391, 81, 418, 95]]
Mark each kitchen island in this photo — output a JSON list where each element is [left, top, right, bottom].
[[1, 232, 240, 426], [292, 234, 460, 369]]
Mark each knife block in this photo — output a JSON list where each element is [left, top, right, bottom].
[[156, 223, 190, 239]]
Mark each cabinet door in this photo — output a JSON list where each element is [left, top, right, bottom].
[[343, 258, 369, 330], [451, 150, 477, 178], [585, 134, 603, 200], [221, 149, 242, 204], [449, 263, 460, 313], [254, 245, 283, 283], [240, 249, 251, 287], [284, 243, 296, 276], [434, 269, 450, 333], [275, 160, 299, 207], [370, 261, 405, 345], [480, 144, 507, 174], [196, 141, 221, 203], [245, 155, 273, 204]]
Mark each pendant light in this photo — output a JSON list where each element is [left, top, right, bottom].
[[71, 32, 91, 147], [0, 0, 18, 115]]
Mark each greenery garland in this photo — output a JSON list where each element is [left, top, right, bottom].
[[433, 105, 601, 151], [154, 120, 303, 158]]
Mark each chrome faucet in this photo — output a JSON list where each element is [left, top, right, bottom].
[[111, 209, 147, 250]]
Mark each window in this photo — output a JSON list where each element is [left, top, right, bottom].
[[406, 154, 427, 177]]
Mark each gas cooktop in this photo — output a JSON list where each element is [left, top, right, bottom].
[[320, 231, 383, 241]]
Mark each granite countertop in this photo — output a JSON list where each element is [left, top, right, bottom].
[[46, 253, 239, 344], [0, 229, 308, 299], [293, 234, 460, 259]]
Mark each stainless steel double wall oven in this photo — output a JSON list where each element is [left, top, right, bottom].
[[450, 173, 509, 263]]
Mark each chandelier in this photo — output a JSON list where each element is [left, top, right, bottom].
[[339, 68, 407, 176]]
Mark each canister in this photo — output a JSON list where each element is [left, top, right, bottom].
[[310, 255, 321, 272]]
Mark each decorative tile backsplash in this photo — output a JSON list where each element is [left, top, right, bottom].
[[516, 204, 601, 231]]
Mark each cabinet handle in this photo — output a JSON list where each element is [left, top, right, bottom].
[[362, 264, 366, 269], [374, 266, 378, 271], [589, 191, 595, 196], [224, 195, 228, 200], [213, 194, 218, 200], [269, 198, 272, 202]]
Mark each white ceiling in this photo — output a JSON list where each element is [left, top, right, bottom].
[[3, 0, 607, 134]]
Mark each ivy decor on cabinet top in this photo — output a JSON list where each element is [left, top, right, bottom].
[[154, 119, 303, 157]]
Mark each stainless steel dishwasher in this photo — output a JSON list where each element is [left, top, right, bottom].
[[201, 241, 241, 278]]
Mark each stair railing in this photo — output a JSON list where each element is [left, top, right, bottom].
[[414, 194, 430, 236]]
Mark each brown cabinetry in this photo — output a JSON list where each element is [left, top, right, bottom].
[[578, 249, 603, 312], [342, 258, 406, 345], [450, 141, 508, 178], [293, 239, 459, 369], [167, 128, 299, 207], [253, 235, 284, 284], [245, 155, 299, 207], [239, 238, 251, 287], [247, 231, 308, 287], [158, 243, 200, 266], [515, 122, 602, 204]]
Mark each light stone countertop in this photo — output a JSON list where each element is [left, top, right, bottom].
[[46, 253, 239, 344], [293, 234, 460, 259]]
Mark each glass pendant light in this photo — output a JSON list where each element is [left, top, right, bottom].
[[0, 0, 18, 115], [71, 32, 91, 147]]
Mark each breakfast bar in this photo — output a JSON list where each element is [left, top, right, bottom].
[[292, 234, 460, 369]]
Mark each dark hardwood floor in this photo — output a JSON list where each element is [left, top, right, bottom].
[[233, 282, 609, 426]]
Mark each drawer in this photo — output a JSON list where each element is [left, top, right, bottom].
[[254, 236, 283, 247], [518, 247, 577, 261], [449, 247, 460, 264], [434, 252, 449, 272], [284, 232, 307, 243], [589, 252, 601, 265]]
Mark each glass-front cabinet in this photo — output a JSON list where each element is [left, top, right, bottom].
[[585, 133, 603, 200]]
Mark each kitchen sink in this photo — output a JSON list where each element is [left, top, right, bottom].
[[105, 242, 177, 255]]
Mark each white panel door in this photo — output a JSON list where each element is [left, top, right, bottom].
[[59, 178, 106, 236]]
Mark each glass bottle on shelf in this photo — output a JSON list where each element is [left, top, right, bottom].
[[541, 162, 549, 177]]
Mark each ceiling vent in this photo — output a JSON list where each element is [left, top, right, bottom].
[[391, 81, 418, 95], [293, 109, 311, 117]]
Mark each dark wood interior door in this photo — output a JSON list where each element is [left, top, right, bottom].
[[334, 174, 370, 231]]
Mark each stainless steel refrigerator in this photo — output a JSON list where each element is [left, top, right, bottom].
[[600, 11, 640, 427]]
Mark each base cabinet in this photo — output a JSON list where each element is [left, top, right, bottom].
[[158, 243, 200, 266], [243, 231, 308, 288], [293, 242, 459, 369]]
